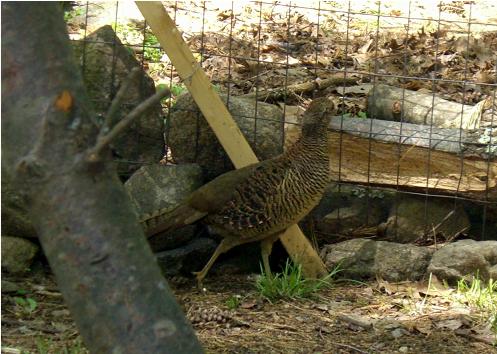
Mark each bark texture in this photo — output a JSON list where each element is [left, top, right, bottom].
[[1, 3, 202, 353]]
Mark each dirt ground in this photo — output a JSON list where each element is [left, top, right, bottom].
[[2, 263, 495, 354]]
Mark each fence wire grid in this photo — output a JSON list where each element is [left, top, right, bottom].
[[66, 1, 497, 242]]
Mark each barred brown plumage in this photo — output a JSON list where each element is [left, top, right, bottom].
[[140, 97, 336, 285]]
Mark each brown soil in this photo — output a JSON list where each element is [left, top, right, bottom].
[[2, 265, 495, 354]]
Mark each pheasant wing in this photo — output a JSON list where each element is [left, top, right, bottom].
[[207, 158, 290, 236]]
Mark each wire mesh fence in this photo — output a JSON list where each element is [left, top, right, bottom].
[[66, 1, 496, 242]]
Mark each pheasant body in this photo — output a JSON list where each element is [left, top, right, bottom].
[[140, 97, 335, 284]]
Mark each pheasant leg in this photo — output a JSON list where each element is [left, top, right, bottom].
[[193, 237, 239, 287], [260, 233, 281, 277]]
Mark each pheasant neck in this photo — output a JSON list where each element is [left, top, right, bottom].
[[286, 128, 329, 163]]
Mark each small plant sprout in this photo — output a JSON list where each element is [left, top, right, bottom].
[[14, 295, 38, 315], [225, 295, 242, 310]]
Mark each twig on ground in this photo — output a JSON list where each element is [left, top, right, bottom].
[[34, 289, 63, 298], [337, 313, 374, 330], [1, 318, 62, 334], [455, 329, 496, 345], [241, 76, 357, 100], [332, 341, 369, 354], [431, 210, 455, 235]]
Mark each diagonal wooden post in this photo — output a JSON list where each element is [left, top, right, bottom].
[[136, 1, 327, 278]]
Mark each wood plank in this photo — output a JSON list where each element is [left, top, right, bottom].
[[136, 2, 327, 278], [136, 2, 256, 168]]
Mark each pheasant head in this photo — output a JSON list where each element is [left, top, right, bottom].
[[301, 97, 336, 139]]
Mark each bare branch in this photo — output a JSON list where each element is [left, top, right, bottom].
[[88, 87, 170, 161], [101, 67, 142, 136], [241, 76, 357, 100]]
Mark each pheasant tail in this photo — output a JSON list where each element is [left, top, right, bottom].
[[140, 204, 207, 237]]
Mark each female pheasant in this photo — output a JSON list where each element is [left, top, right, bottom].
[[140, 97, 335, 284]]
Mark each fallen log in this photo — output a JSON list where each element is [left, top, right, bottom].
[[367, 84, 486, 129], [286, 116, 497, 201]]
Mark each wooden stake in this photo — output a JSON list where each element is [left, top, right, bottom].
[[136, 1, 328, 278]]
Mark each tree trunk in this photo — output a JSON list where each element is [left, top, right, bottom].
[[1, 3, 203, 353]]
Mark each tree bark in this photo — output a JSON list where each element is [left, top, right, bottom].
[[1, 3, 202, 353]]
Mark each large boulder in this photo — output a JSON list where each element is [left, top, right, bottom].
[[72, 25, 164, 179], [168, 93, 284, 180], [383, 196, 470, 243], [125, 164, 204, 252], [320, 238, 433, 281], [428, 239, 497, 283], [1, 236, 39, 275]]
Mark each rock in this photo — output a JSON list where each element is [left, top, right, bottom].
[[391, 328, 407, 338], [125, 164, 204, 252], [72, 25, 164, 179], [489, 265, 497, 280], [321, 205, 383, 235], [383, 196, 470, 243], [1, 280, 20, 293], [1, 205, 36, 238], [309, 184, 392, 240], [1, 168, 37, 238], [320, 238, 375, 279], [320, 238, 433, 281], [155, 237, 217, 276], [428, 239, 497, 283], [1, 236, 39, 274], [168, 93, 284, 180], [374, 241, 433, 282]]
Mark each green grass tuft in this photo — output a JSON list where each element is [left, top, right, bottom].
[[456, 276, 497, 332], [225, 295, 242, 310], [256, 259, 340, 302]]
